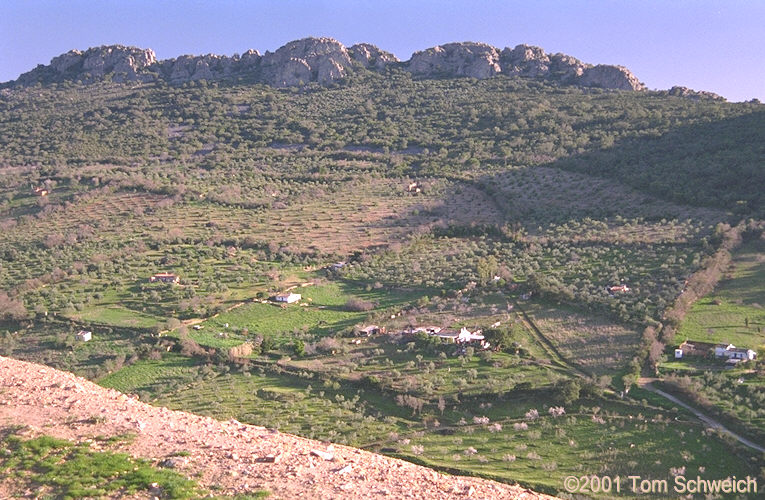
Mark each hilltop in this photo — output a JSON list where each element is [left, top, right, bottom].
[[4, 37, 649, 91], [0, 356, 554, 499]]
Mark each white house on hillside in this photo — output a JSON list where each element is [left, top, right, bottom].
[[434, 327, 489, 349], [458, 327, 484, 343], [676, 340, 757, 363], [273, 292, 301, 304]]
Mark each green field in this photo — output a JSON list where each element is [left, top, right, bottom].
[[99, 352, 200, 394], [72, 303, 164, 329], [391, 400, 760, 497], [101, 355, 405, 445], [0, 428, 204, 499], [186, 281, 427, 348], [655, 236, 765, 448], [522, 301, 641, 377], [675, 237, 765, 350]]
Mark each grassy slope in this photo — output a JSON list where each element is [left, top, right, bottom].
[[676, 237, 765, 349], [393, 401, 758, 496], [0, 429, 204, 499]]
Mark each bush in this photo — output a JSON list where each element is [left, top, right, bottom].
[[229, 342, 254, 359], [316, 337, 342, 354], [179, 338, 207, 357], [363, 374, 381, 389], [344, 298, 375, 312], [556, 379, 581, 405], [0, 292, 28, 321], [292, 340, 306, 357]]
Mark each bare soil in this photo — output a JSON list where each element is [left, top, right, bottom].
[[0, 356, 557, 499]]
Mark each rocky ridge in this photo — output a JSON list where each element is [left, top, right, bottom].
[[9, 37, 649, 91], [666, 85, 725, 101], [17, 45, 159, 85], [0, 356, 557, 499]]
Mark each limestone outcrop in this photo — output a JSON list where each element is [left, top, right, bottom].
[[407, 42, 502, 79], [258, 37, 352, 86], [579, 64, 645, 91], [667, 86, 725, 101], [348, 43, 399, 71], [7, 37, 653, 92], [18, 45, 159, 84]]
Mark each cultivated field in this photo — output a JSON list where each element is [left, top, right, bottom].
[[523, 302, 640, 377]]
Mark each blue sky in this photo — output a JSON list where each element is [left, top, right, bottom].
[[1, 0, 763, 101]]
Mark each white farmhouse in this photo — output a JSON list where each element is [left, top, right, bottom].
[[273, 292, 301, 304]]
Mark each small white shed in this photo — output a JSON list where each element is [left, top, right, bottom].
[[76, 330, 92, 342]]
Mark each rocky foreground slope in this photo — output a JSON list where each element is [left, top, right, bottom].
[[7, 37, 644, 91], [0, 356, 556, 499]]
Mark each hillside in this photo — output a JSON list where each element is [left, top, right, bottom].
[[1, 40, 764, 499], [0, 356, 553, 499]]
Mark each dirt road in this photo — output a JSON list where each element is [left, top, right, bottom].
[[638, 378, 765, 454]]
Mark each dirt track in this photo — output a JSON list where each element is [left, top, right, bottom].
[[638, 378, 765, 454]]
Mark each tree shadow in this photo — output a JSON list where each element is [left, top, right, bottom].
[[542, 109, 765, 218]]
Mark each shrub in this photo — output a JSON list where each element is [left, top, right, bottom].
[[316, 337, 342, 354], [555, 379, 581, 405], [179, 338, 207, 357], [229, 342, 254, 359], [344, 298, 375, 312], [524, 408, 539, 421], [548, 406, 566, 418], [0, 292, 28, 321]]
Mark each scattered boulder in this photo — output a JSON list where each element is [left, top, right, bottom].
[[310, 447, 335, 461], [256, 452, 282, 463], [160, 457, 188, 469]]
